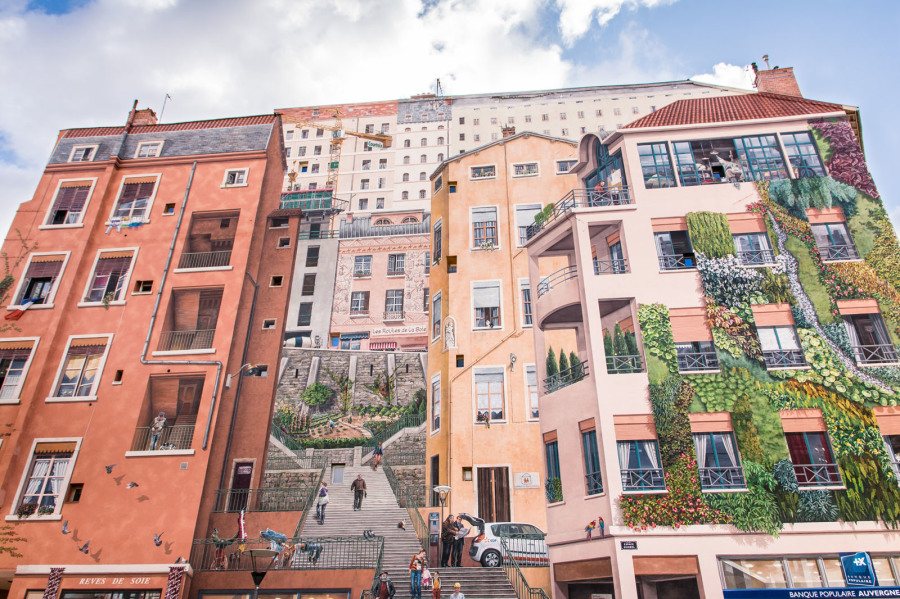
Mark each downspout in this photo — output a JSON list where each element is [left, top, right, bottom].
[[139, 161, 224, 450]]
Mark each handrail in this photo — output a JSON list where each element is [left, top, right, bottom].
[[621, 467, 666, 491], [212, 486, 315, 513], [543, 361, 588, 393], [605, 354, 642, 374], [158, 329, 215, 351], [130, 424, 195, 451], [536, 265, 578, 298], [383, 310, 405, 321], [524, 186, 633, 242], [657, 253, 695, 271], [299, 230, 340, 240], [736, 248, 776, 266], [190, 535, 382, 571], [793, 463, 842, 487], [698, 466, 746, 490], [362, 406, 426, 457], [820, 243, 860, 261], [293, 462, 327, 538], [593, 257, 628, 274], [762, 349, 807, 369], [676, 350, 719, 372], [177, 250, 232, 269], [852, 343, 899, 365], [497, 535, 551, 599]]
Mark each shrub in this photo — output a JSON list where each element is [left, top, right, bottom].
[[732, 395, 763, 464], [696, 254, 766, 314], [768, 176, 859, 220], [638, 303, 677, 371], [707, 461, 782, 536], [557, 349, 569, 374], [797, 490, 839, 522], [301, 382, 333, 406], [546, 348, 558, 377]]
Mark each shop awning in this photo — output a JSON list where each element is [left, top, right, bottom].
[[369, 342, 397, 351]]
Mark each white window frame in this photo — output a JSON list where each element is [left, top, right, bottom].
[[45, 334, 114, 403], [470, 205, 500, 250], [512, 162, 540, 178], [262, 319, 277, 330], [134, 141, 164, 159], [519, 278, 533, 327], [40, 178, 98, 229], [431, 372, 441, 435], [67, 144, 99, 163], [0, 337, 40, 404], [431, 290, 442, 342], [556, 160, 577, 175], [525, 363, 539, 421], [471, 279, 503, 331], [470, 164, 497, 181], [107, 173, 161, 224], [77, 247, 139, 307], [7, 251, 72, 310], [6, 437, 82, 521], [222, 168, 250, 188], [472, 365, 508, 424]]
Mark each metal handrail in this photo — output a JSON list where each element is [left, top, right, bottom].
[[736, 249, 776, 266], [130, 424, 195, 451], [524, 186, 633, 242], [497, 536, 551, 599], [158, 329, 215, 351], [189, 535, 382, 571], [763, 349, 807, 369], [585, 471, 604, 495], [698, 466, 746, 490], [820, 243, 860, 261], [793, 463, 842, 487], [676, 351, 719, 372], [606, 354, 642, 374], [536, 265, 578, 298], [362, 406, 426, 457], [213, 486, 314, 513], [621, 467, 666, 491], [852, 343, 899, 365], [383, 310, 405, 321], [543, 361, 588, 393], [299, 230, 339, 240], [177, 250, 232, 269], [593, 257, 628, 274], [658, 253, 695, 271]]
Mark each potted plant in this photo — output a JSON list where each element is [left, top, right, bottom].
[[37, 505, 55, 516], [16, 503, 37, 519]]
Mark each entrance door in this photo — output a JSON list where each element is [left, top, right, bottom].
[[228, 462, 253, 512], [476, 467, 510, 523], [332, 464, 345, 484], [430, 455, 440, 507]]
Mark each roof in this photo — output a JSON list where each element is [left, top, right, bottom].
[[622, 93, 844, 129], [431, 131, 576, 179], [61, 115, 277, 139]]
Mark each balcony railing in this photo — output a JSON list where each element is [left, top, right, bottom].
[[763, 349, 807, 369], [130, 424, 194, 451], [178, 250, 232, 270], [265, 454, 327, 471], [158, 329, 215, 351], [353, 269, 371, 278], [606, 354, 642, 374], [737, 249, 776, 266], [536, 265, 578, 298], [658, 253, 695, 271], [213, 487, 313, 513], [677, 351, 719, 372], [349, 310, 369, 317], [190, 535, 383, 571], [279, 191, 348, 213], [853, 343, 899, 365], [299, 230, 339, 240], [543, 361, 588, 393], [699, 466, 746, 490], [524, 186, 633, 242], [793, 463, 842, 487], [594, 257, 628, 275], [820, 243, 860, 261], [386, 269, 405, 277], [383, 310, 405, 322], [621, 467, 665, 492], [585, 471, 604, 495]]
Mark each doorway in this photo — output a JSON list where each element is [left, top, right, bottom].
[[332, 464, 345, 484], [228, 461, 253, 512], [636, 575, 701, 599], [476, 466, 510, 522]]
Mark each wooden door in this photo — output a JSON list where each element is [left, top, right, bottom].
[[476, 467, 510, 522], [228, 462, 253, 512]]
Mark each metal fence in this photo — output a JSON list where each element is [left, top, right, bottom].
[[524, 187, 633, 242], [621, 467, 665, 491], [593, 257, 628, 275], [177, 250, 232, 269], [293, 463, 327, 538], [497, 536, 551, 599], [763, 349, 807, 369], [130, 424, 194, 451], [543, 361, 588, 393], [852, 343, 899, 365], [676, 351, 719, 372], [793, 463, 842, 487], [737, 249, 776, 266], [820, 243, 860, 261], [212, 487, 314, 513], [606, 354, 642, 374], [698, 466, 746, 490], [536, 265, 578, 298], [658, 254, 695, 271], [158, 329, 215, 351], [189, 535, 383, 571]]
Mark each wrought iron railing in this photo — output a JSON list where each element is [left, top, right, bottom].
[[853, 343, 899, 365], [606, 354, 642, 374], [536, 265, 578, 298], [497, 536, 551, 599], [212, 487, 313, 513], [658, 253, 695, 271], [299, 230, 339, 240], [737, 249, 776, 266], [387, 269, 405, 277], [189, 535, 382, 571], [177, 250, 232, 269], [793, 463, 842, 487], [677, 351, 719, 372], [543, 361, 588, 393], [585, 471, 604, 495], [763, 349, 807, 369], [621, 467, 665, 491], [130, 424, 194, 451], [593, 257, 628, 274], [820, 243, 860, 261], [383, 310, 405, 321], [158, 329, 215, 351], [524, 187, 633, 242], [698, 466, 746, 490]]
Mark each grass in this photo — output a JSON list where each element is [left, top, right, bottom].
[[784, 235, 836, 324], [646, 353, 671, 385], [811, 126, 834, 164], [847, 192, 878, 257]]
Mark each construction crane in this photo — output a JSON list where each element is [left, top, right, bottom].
[[281, 109, 392, 192]]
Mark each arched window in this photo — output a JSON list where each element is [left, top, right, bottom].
[[421, 138, 427, 146], [438, 125, 445, 130], [403, 139, 411, 148], [403, 156, 410, 165], [437, 137, 444, 145], [402, 173, 410, 182], [437, 153, 444, 162], [421, 126, 428, 131], [419, 172, 426, 181], [374, 218, 392, 226], [402, 191, 409, 200], [402, 216, 419, 224], [420, 154, 427, 163], [404, 127, 411, 132], [419, 190, 426, 199]]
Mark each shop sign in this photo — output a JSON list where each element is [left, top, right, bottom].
[[371, 324, 427, 336], [841, 552, 877, 587], [76, 577, 154, 586], [723, 588, 900, 598], [513, 472, 540, 488], [620, 541, 638, 550]]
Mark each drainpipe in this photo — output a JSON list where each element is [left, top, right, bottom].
[[139, 161, 225, 450]]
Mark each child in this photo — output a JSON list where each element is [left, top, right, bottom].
[[432, 572, 441, 599]]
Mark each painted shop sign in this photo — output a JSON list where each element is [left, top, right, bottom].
[[723, 588, 900, 598], [513, 472, 540, 488], [76, 577, 154, 585], [840, 552, 877, 587], [371, 324, 427, 336]]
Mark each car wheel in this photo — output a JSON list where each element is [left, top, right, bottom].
[[481, 549, 502, 568]]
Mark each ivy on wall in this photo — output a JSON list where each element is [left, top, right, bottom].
[[686, 212, 735, 258]]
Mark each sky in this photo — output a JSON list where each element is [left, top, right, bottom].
[[0, 0, 898, 240]]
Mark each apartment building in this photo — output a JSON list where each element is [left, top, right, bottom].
[[524, 83, 900, 597]]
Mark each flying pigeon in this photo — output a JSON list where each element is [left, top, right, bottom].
[[78, 540, 90, 554], [105, 464, 116, 474], [154, 533, 163, 547], [62, 521, 71, 534], [126, 481, 139, 488]]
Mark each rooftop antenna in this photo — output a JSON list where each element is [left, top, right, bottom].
[[159, 93, 172, 123], [762, 54, 770, 69]]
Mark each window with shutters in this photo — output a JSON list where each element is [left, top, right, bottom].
[[111, 177, 158, 222], [472, 207, 498, 248], [157, 288, 222, 353], [0, 340, 38, 401], [515, 204, 541, 246], [298, 303, 313, 327], [12, 253, 69, 307], [135, 141, 163, 158], [81, 250, 136, 305], [473, 281, 501, 329], [44, 181, 94, 227], [51, 336, 112, 399], [68, 145, 98, 162], [474, 367, 506, 422]]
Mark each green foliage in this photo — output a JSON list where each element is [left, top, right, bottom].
[[365, 371, 396, 405], [846, 193, 879, 257], [637, 303, 677, 372], [797, 490, 839, 522], [534, 204, 556, 226], [835, 455, 900, 526], [768, 176, 859, 220], [0, 524, 25, 558], [545, 477, 563, 503], [646, 354, 670, 385], [546, 347, 558, 377], [557, 348, 569, 373], [731, 395, 763, 464], [784, 235, 836, 323], [772, 459, 800, 522], [707, 461, 782, 536], [810, 126, 834, 164], [326, 367, 354, 415], [569, 351, 582, 378], [686, 212, 735, 258], [760, 268, 795, 305], [648, 376, 693, 468], [293, 436, 372, 449], [301, 382, 333, 406]]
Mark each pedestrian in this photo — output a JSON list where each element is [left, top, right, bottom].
[[315, 482, 329, 524], [373, 442, 384, 471], [440, 514, 457, 567], [299, 541, 323, 565], [449, 583, 465, 599], [149, 412, 167, 450], [431, 571, 441, 599], [452, 515, 469, 567], [409, 549, 426, 599], [351, 474, 367, 511], [371, 571, 396, 599]]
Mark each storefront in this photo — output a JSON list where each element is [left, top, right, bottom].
[[14, 566, 184, 599]]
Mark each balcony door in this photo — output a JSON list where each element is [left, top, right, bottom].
[[228, 461, 253, 512], [476, 466, 510, 523]]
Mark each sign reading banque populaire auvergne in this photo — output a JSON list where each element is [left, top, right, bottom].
[[723, 590, 900, 598]]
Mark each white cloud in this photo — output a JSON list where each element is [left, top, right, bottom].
[[691, 62, 755, 90], [556, 0, 676, 45]]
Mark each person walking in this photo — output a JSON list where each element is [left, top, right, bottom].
[[431, 571, 441, 599], [409, 549, 426, 599], [315, 482, 329, 524], [373, 442, 384, 471], [451, 515, 469, 567], [440, 514, 457, 567], [351, 474, 367, 511], [449, 583, 465, 599], [372, 571, 396, 599]]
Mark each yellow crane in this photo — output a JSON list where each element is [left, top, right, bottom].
[[281, 109, 393, 192]]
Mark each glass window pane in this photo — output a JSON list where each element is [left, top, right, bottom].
[[821, 558, 845, 587], [786, 558, 823, 588], [872, 557, 895, 585], [721, 559, 787, 589]]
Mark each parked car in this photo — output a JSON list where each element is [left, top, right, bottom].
[[458, 513, 548, 567]]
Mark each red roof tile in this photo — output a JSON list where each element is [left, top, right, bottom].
[[622, 93, 844, 129], [62, 115, 277, 138]]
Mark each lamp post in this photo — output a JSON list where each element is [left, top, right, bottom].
[[434, 485, 452, 566], [248, 548, 278, 599]]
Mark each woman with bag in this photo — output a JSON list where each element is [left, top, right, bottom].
[[315, 482, 329, 524]]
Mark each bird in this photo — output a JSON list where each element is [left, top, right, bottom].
[[154, 533, 163, 547], [174, 556, 186, 564], [62, 521, 71, 534], [78, 540, 90, 554], [126, 482, 139, 488], [105, 464, 116, 474]]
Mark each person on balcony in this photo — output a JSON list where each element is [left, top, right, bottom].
[[351, 474, 367, 510], [149, 412, 167, 450], [299, 540, 323, 565]]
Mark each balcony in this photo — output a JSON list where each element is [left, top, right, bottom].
[[737, 249, 776, 266], [793, 463, 842, 487], [190, 535, 383, 571], [658, 253, 695, 271], [763, 349, 807, 369], [177, 250, 232, 270], [279, 190, 348, 214], [158, 329, 215, 352], [213, 487, 311, 513], [130, 424, 194, 451], [820, 243, 860, 262], [606, 354, 642, 374], [676, 351, 719, 372], [353, 269, 372, 278], [621, 467, 665, 492], [543, 360, 588, 393], [383, 310, 405, 322], [524, 187, 633, 242], [537, 265, 578, 298], [699, 466, 746, 490], [853, 343, 899, 365], [594, 257, 628, 275], [387, 268, 405, 277], [299, 230, 339, 240], [585, 471, 604, 495]]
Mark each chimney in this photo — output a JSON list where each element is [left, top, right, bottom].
[[501, 125, 516, 138], [754, 66, 802, 97], [132, 108, 158, 126]]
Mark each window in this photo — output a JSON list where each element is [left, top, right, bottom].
[[638, 143, 675, 188], [69, 145, 97, 162], [473, 281, 501, 329], [350, 291, 370, 314], [133, 280, 153, 294], [758, 325, 806, 369], [541, 114, 549, 121], [693, 432, 745, 489], [525, 115, 532, 123], [844, 312, 898, 364], [582, 429, 603, 495], [112, 178, 157, 221], [362, 160, 371, 170], [310, 164, 320, 174], [734, 135, 788, 181], [474, 134, 481, 142], [520, 279, 532, 326], [676, 341, 719, 372], [387, 253, 405, 276], [490, 118, 498, 125], [135, 141, 163, 158], [655, 231, 695, 270], [377, 177, 385, 189], [353, 255, 373, 277], [163, 203, 175, 215], [301, 129, 309, 139], [270, 275, 283, 287], [614, 108, 621, 116], [13, 253, 67, 307], [402, 173, 410, 182], [419, 172, 427, 181], [470, 165, 496, 181], [315, 128, 324, 137], [785, 432, 841, 487], [433, 219, 442, 264], [421, 138, 427, 146], [437, 152, 444, 161], [376, 198, 384, 209], [513, 162, 539, 177], [559, 112, 567, 120], [403, 156, 410, 165], [313, 145, 322, 155], [420, 154, 427, 164], [556, 160, 577, 174], [306, 246, 320, 267], [419, 189, 426, 199], [54, 339, 109, 398], [374, 218, 391, 226], [595, 109, 602, 116], [381, 123, 390, 134], [0, 341, 37, 401], [459, 117, 465, 125], [618, 440, 664, 491], [811, 222, 859, 261], [285, 130, 294, 141], [525, 364, 538, 419], [437, 136, 444, 145], [472, 207, 498, 248], [365, 124, 374, 134], [360, 179, 369, 190], [83, 251, 134, 304], [358, 198, 368, 211], [561, 128, 569, 136], [262, 319, 276, 330], [285, 147, 291, 158], [632, 106, 640, 114], [434, 175, 443, 193], [474, 368, 505, 422], [385, 290, 403, 317], [491, 133, 498, 141], [45, 181, 92, 226], [431, 375, 441, 432], [16, 443, 76, 516], [733, 232, 775, 265], [545, 439, 561, 500], [884, 435, 900, 481], [301, 274, 316, 295], [297, 303, 312, 327], [404, 139, 411, 148], [379, 159, 387, 169], [432, 291, 441, 341], [271, 217, 289, 228], [459, 134, 465, 141], [402, 191, 409, 200], [577, 111, 584, 118]]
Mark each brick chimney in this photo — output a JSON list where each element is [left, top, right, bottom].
[[132, 108, 158, 126], [751, 64, 802, 97], [501, 125, 516, 138]]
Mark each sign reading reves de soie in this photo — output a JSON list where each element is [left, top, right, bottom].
[[723, 588, 900, 598]]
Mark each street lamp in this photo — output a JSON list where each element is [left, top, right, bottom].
[[434, 485, 452, 565], [225, 364, 262, 389], [248, 548, 278, 599]]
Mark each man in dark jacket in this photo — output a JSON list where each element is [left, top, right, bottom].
[[351, 474, 367, 510], [440, 514, 457, 567], [372, 571, 396, 599]]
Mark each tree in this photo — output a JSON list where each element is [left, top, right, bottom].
[[365, 371, 396, 405], [326, 368, 354, 416], [569, 351, 582, 379], [558, 348, 569, 374], [300, 382, 333, 406], [546, 347, 558, 377]]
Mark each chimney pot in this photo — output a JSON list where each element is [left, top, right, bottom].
[[501, 125, 516, 138], [753, 66, 802, 97]]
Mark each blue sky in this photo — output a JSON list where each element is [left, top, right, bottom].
[[1, 0, 897, 238]]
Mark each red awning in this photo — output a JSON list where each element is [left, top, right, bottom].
[[369, 342, 397, 351]]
